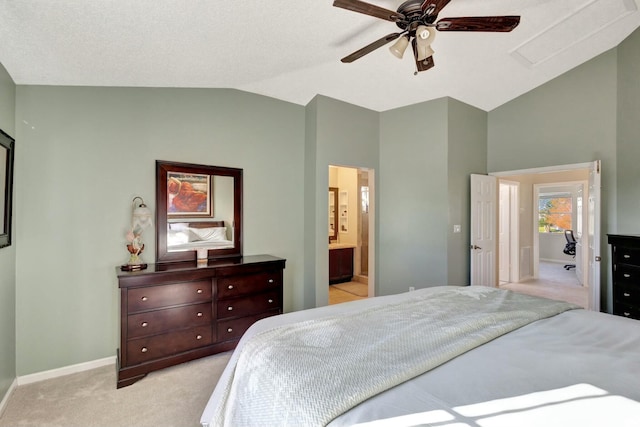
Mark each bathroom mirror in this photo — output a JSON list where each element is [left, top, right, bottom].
[[156, 160, 242, 263], [329, 187, 338, 242], [0, 129, 15, 249]]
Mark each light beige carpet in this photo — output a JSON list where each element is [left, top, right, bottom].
[[0, 352, 231, 427], [500, 262, 587, 308], [331, 282, 368, 297]]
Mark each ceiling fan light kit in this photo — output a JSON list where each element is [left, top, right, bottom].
[[333, 0, 521, 72], [389, 35, 410, 58], [415, 25, 436, 61]]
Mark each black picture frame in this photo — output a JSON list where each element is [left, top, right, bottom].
[[0, 128, 15, 249]]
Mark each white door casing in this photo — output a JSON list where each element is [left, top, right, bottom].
[[470, 174, 498, 287], [588, 160, 601, 311], [499, 182, 510, 283]]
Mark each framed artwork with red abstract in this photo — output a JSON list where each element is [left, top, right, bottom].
[[167, 172, 212, 217]]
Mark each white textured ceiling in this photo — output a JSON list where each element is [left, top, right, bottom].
[[1, 0, 639, 112]]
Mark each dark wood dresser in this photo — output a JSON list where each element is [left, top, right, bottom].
[[116, 254, 285, 388], [608, 234, 640, 320]]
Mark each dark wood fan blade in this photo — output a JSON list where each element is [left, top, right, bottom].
[[412, 39, 435, 72], [341, 32, 404, 63], [421, 0, 452, 18], [333, 0, 405, 22], [436, 16, 520, 32]]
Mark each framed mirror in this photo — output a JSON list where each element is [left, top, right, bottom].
[[329, 187, 338, 242], [0, 129, 15, 249], [156, 160, 242, 263]]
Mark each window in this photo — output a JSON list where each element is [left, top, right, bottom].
[[538, 193, 572, 233]]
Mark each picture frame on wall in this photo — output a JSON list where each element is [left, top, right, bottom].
[[167, 171, 213, 217], [0, 128, 15, 249]]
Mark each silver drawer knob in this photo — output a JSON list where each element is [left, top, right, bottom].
[[624, 293, 631, 297], [197, 289, 203, 294], [268, 299, 274, 304], [268, 279, 274, 284], [141, 322, 148, 327], [141, 296, 148, 301], [624, 274, 631, 278], [227, 328, 233, 333], [624, 254, 631, 259], [228, 285, 234, 290], [141, 347, 148, 353], [197, 312, 203, 317], [196, 335, 203, 340], [227, 306, 233, 311]]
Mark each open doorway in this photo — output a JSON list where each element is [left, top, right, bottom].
[[497, 164, 599, 308], [328, 165, 374, 305]]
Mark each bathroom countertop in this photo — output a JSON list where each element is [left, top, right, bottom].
[[329, 243, 356, 250]]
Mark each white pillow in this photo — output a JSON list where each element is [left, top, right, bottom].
[[169, 222, 189, 231], [188, 227, 227, 242], [167, 229, 190, 245]]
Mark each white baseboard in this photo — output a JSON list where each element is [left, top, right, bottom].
[[17, 356, 116, 386], [0, 378, 17, 417]]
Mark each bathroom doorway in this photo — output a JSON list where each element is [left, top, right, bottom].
[[328, 165, 374, 304]]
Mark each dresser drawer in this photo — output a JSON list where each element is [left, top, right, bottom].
[[127, 302, 212, 339], [217, 290, 280, 320], [613, 264, 640, 287], [613, 302, 640, 321], [127, 280, 212, 312], [613, 283, 640, 306], [614, 246, 640, 267], [126, 325, 212, 365], [217, 272, 281, 299], [217, 311, 279, 341]]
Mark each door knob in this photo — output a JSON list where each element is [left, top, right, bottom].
[[470, 245, 482, 250]]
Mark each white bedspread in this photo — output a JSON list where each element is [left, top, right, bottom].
[[207, 286, 577, 427]]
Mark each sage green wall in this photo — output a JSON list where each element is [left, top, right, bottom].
[[309, 96, 379, 305], [487, 49, 619, 311], [379, 99, 449, 294], [617, 29, 640, 233], [0, 62, 16, 402], [447, 99, 487, 286], [303, 98, 319, 309], [14, 86, 305, 375], [378, 98, 486, 293]]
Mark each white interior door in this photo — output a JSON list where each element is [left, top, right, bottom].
[[470, 174, 498, 286], [588, 160, 601, 311]]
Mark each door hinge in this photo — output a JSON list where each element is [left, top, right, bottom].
[[595, 256, 601, 262]]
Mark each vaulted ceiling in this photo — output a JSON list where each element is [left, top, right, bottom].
[[1, 0, 639, 112]]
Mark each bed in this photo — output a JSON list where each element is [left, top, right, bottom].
[[200, 286, 640, 427], [166, 221, 233, 251]]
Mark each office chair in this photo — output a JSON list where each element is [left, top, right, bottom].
[[563, 229, 577, 270]]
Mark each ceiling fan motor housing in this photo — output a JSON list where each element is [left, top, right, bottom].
[[395, 0, 437, 32]]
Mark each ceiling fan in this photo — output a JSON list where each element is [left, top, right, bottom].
[[333, 0, 520, 73]]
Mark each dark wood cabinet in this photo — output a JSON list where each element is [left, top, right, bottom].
[[608, 235, 640, 320], [116, 254, 285, 388], [329, 247, 354, 284]]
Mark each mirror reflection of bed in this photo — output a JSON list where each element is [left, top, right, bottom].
[[167, 221, 233, 252]]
